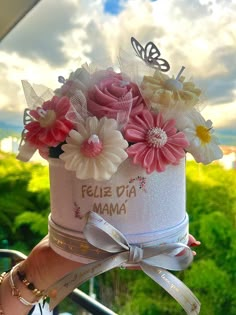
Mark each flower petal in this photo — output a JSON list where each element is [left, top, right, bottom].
[[143, 148, 155, 169], [127, 142, 147, 157], [125, 128, 146, 142], [61, 116, 128, 180]]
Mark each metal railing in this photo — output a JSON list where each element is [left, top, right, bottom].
[[0, 249, 117, 315]]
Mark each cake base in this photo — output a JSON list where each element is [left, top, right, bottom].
[[48, 213, 189, 263]]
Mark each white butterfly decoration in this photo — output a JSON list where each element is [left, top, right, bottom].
[[131, 37, 170, 72]]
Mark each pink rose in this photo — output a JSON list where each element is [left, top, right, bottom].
[[87, 69, 145, 121]]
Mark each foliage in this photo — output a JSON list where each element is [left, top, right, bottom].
[[15, 212, 48, 236], [0, 151, 50, 253], [0, 152, 235, 314]]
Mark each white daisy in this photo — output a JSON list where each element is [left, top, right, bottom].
[[60, 116, 128, 180], [182, 110, 223, 164]]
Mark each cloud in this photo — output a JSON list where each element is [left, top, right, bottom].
[[0, 51, 64, 113], [1, 0, 79, 66], [61, 0, 166, 64], [202, 101, 236, 129], [0, 0, 235, 134], [0, 60, 23, 111], [195, 45, 236, 104], [170, 0, 213, 19]]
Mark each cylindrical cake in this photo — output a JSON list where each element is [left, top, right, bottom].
[[48, 157, 189, 263]]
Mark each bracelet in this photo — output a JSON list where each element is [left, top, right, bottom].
[[16, 267, 47, 299], [9, 265, 39, 306], [0, 272, 7, 315]]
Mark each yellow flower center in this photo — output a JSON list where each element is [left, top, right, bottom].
[[196, 125, 211, 144], [39, 110, 56, 127]]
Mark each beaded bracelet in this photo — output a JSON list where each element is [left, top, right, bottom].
[[0, 272, 7, 315], [16, 268, 47, 299], [9, 265, 39, 306]]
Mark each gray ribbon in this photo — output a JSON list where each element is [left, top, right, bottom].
[[46, 211, 200, 314]]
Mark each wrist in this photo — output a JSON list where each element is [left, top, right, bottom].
[[12, 264, 47, 303], [20, 237, 81, 291], [0, 271, 33, 315]]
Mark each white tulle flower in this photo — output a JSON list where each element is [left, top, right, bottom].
[[54, 66, 90, 97], [60, 116, 128, 180], [182, 110, 223, 164]]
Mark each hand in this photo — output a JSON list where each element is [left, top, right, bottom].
[[127, 234, 201, 270], [188, 234, 201, 256], [0, 236, 84, 315]]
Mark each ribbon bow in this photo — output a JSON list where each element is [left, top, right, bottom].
[[46, 212, 200, 314]]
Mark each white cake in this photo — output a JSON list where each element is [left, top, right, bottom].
[[48, 157, 189, 263]]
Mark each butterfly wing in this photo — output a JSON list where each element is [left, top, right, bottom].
[[145, 41, 170, 72], [17, 107, 37, 162], [23, 108, 32, 125], [131, 37, 170, 72], [145, 41, 161, 60], [18, 108, 32, 147], [150, 57, 170, 72], [131, 37, 146, 61]]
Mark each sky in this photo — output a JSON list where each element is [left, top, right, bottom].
[[0, 0, 235, 144]]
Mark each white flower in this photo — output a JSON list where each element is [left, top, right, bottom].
[[54, 66, 90, 97], [60, 116, 128, 180], [182, 110, 223, 164]]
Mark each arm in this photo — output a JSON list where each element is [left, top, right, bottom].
[[0, 234, 200, 315], [0, 236, 82, 315]]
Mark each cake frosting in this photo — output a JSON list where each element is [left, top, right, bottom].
[[17, 37, 223, 314], [48, 157, 188, 263]]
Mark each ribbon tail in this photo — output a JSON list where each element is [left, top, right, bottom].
[[46, 252, 128, 310], [140, 263, 201, 315]]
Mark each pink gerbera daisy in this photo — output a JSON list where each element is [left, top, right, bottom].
[[25, 96, 73, 148], [124, 110, 189, 173]]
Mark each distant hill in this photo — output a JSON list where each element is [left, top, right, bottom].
[[0, 121, 22, 140], [215, 129, 236, 146], [0, 120, 235, 146]]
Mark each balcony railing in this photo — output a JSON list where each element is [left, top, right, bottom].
[[0, 249, 117, 315]]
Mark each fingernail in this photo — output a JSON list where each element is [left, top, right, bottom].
[[191, 241, 201, 247]]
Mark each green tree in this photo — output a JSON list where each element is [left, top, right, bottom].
[[1, 152, 235, 314], [0, 152, 50, 253]]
